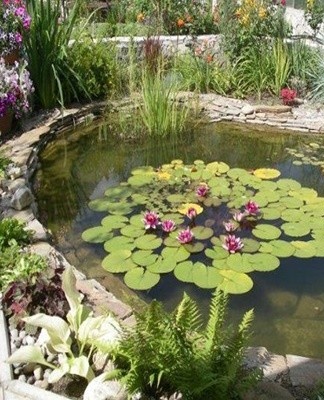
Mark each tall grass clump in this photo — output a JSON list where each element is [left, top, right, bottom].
[[24, 0, 89, 109], [108, 290, 260, 399], [308, 50, 324, 102]]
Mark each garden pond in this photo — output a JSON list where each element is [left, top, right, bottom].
[[33, 119, 324, 359]]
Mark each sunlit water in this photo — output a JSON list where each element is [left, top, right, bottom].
[[33, 120, 324, 358]]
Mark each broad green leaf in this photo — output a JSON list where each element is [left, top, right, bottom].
[[277, 178, 301, 191], [279, 196, 303, 209], [261, 207, 281, 220], [281, 209, 306, 222], [281, 222, 310, 237], [104, 186, 132, 200], [206, 161, 230, 174], [183, 242, 205, 253], [218, 270, 253, 294], [124, 267, 160, 290], [7, 345, 51, 367], [243, 253, 280, 271], [205, 247, 229, 260], [82, 227, 113, 243], [70, 355, 95, 382], [291, 241, 317, 258], [226, 253, 254, 273], [102, 255, 136, 273], [253, 168, 280, 180], [162, 246, 190, 262], [252, 224, 281, 240], [62, 266, 83, 315], [191, 226, 214, 240], [104, 236, 135, 253], [268, 240, 295, 257], [134, 234, 162, 250], [241, 238, 260, 253], [147, 257, 176, 273], [174, 261, 195, 283], [192, 263, 223, 288], [101, 215, 128, 230], [120, 225, 145, 238], [132, 250, 158, 267]]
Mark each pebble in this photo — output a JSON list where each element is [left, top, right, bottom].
[[14, 367, 22, 375], [34, 379, 49, 390], [18, 375, 27, 383], [27, 376, 36, 385], [47, 354, 56, 363], [23, 363, 36, 374], [10, 328, 19, 340], [25, 335, 35, 346], [43, 368, 52, 379], [33, 366, 44, 380], [19, 330, 26, 340]]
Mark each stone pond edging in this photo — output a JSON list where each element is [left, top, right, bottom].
[[1, 96, 324, 399]]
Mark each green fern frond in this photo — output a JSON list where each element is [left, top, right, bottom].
[[205, 289, 228, 352]]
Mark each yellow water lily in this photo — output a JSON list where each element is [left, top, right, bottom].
[[156, 171, 171, 181], [178, 203, 203, 215]]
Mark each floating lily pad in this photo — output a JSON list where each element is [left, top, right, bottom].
[[164, 236, 181, 247], [281, 222, 310, 238], [226, 253, 254, 273], [134, 234, 162, 250], [132, 250, 158, 266], [178, 203, 203, 215], [184, 242, 205, 253], [217, 270, 253, 294], [174, 261, 195, 283], [291, 241, 317, 258], [128, 174, 154, 186], [131, 193, 148, 205], [120, 225, 145, 238], [281, 209, 306, 222], [279, 196, 303, 209], [104, 236, 135, 253], [124, 267, 160, 290], [161, 246, 190, 262], [206, 161, 230, 175], [82, 227, 113, 243], [147, 257, 176, 273], [289, 188, 318, 202], [129, 214, 145, 227], [262, 207, 281, 220], [253, 168, 281, 180], [191, 226, 214, 240], [102, 250, 135, 273], [192, 263, 223, 288], [244, 253, 280, 271], [241, 238, 260, 253], [104, 186, 132, 200], [101, 215, 128, 230], [252, 224, 281, 240], [277, 179, 301, 191]]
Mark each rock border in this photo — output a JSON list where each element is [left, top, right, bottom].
[[1, 95, 324, 399]]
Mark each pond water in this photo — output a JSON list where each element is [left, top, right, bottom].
[[33, 119, 324, 359]]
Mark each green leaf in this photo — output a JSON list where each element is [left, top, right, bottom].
[[134, 234, 162, 250], [226, 253, 254, 273], [268, 240, 295, 257], [62, 266, 82, 315], [217, 270, 253, 294], [206, 161, 230, 174], [147, 257, 176, 273], [205, 246, 229, 260], [101, 215, 128, 230], [191, 226, 214, 240], [102, 251, 135, 273], [281, 209, 306, 222], [243, 253, 280, 271], [192, 263, 223, 288], [183, 242, 205, 253], [174, 261, 195, 283], [279, 196, 303, 209], [161, 246, 190, 262], [120, 225, 145, 238], [70, 355, 95, 382], [252, 224, 281, 240], [281, 222, 310, 237], [104, 186, 132, 200], [241, 238, 260, 253], [132, 250, 158, 267], [261, 207, 281, 221], [277, 179, 301, 191], [124, 267, 160, 290], [291, 241, 317, 258], [7, 345, 50, 367], [104, 236, 135, 253], [82, 227, 113, 243], [164, 236, 181, 247], [253, 168, 280, 179], [128, 174, 154, 186]]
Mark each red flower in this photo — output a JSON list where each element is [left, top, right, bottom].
[[280, 88, 297, 105]]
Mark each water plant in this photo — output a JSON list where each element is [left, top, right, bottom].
[[82, 159, 324, 294], [111, 289, 259, 399]]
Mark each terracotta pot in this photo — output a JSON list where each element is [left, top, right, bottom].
[[0, 110, 13, 136], [2, 48, 20, 65]]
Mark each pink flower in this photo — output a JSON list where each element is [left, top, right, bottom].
[[177, 227, 194, 244], [233, 212, 245, 222], [196, 184, 209, 197], [245, 200, 260, 216], [187, 207, 197, 220], [162, 220, 176, 233], [223, 221, 237, 233], [222, 235, 244, 254], [281, 0, 286, 5], [143, 211, 160, 230]]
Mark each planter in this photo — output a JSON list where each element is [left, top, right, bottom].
[[2, 48, 20, 65], [0, 111, 13, 136]]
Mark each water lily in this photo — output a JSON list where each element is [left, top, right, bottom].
[[223, 221, 237, 233], [161, 219, 176, 233], [143, 211, 160, 230], [233, 212, 245, 222], [222, 235, 244, 254], [245, 200, 260, 216], [177, 227, 194, 244], [196, 184, 209, 198], [186, 207, 197, 220]]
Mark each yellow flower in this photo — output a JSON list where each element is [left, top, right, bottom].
[[156, 171, 171, 181], [178, 203, 203, 216], [258, 6, 267, 19]]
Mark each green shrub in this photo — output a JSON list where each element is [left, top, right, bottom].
[[113, 290, 260, 399], [0, 218, 32, 250]]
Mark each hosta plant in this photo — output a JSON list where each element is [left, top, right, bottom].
[[110, 289, 260, 399], [7, 265, 121, 383]]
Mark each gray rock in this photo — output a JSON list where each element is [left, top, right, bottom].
[[26, 219, 48, 241], [33, 366, 43, 380], [6, 165, 23, 180], [242, 381, 294, 400], [263, 354, 288, 382], [25, 335, 35, 346], [10, 328, 18, 340], [27, 376, 36, 385], [244, 346, 270, 370], [241, 105, 255, 115], [84, 377, 127, 400], [287, 354, 324, 387], [34, 378, 49, 390], [10, 186, 34, 210], [18, 374, 27, 383]]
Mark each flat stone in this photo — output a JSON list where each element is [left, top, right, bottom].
[[226, 107, 241, 116], [10, 186, 34, 210], [10, 148, 32, 167], [244, 346, 270, 370], [26, 218, 48, 241], [263, 354, 288, 381], [287, 354, 324, 387], [242, 381, 294, 400], [255, 105, 292, 114], [1, 178, 26, 193], [84, 378, 127, 400], [3, 207, 35, 222], [30, 241, 54, 259], [241, 105, 255, 115]]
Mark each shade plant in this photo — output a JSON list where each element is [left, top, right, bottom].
[[0, 59, 34, 119], [82, 159, 324, 294], [0, 0, 31, 55]]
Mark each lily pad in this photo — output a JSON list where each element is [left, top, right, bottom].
[[192, 263, 223, 288], [252, 224, 281, 240], [147, 257, 176, 273], [124, 267, 160, 290], [253, 168, 281, 180], [101, 215, 128, 230], [184, 242, 205, 253], [120, 225, 146, 238], [243, 253, 280, 271], [262, 207, 281, 220], [174, 261, 195, 283], [291, 241, 317, 258], [206, 161, 230, 175], [132, 250, 158, 266], [217, 270, 253, 294], [191, 226, 214, 240], [226, 253, 254, 273], [241, 238, 260, 253], [134, 234, 162, 250], [104, 236, 135, 253], [178, 203, 203, 215], [102, 249, 132, 272], [82, 227, 113, 243], [277, 179, 301, 191], [281, 222, 310, 238], [104, 186, 132, 200], [281, 209, 306, 222], [161, 246, 190, 262], [268, 240, 295, 257], [205, 247, 229, 260]]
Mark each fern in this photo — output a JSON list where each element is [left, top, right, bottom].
[[114, 290, 260, 399]]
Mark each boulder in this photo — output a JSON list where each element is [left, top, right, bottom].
[[10, 186, 33, 210]]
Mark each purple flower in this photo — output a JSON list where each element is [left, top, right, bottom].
[[245, 200, 260, 216], [222, 235, 244, 254], [186, 207, 197, 220], [233, 212, 245, 222], [161, 219, 176, 233], [223, 221, 237, 233], [177, 227, 194, 244], [196, 184, 209, 198], [143, 211, 160, 230]]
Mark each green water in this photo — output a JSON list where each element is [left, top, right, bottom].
[[33, 120, 324, 358]]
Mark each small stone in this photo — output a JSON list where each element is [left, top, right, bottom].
[[34, 379, 49, 390], [10, 186, 34, 210], [10, 328, 19, 340], [46, 354, 56, 363], [23, 362, 36, 375], [27, 376, 36, 385], [14, 367, 22, 375], [6, 165, 23, 180], [242, 381, 294, 400], [241, 105, 255, 115], [18, 374, 27, 383], [18, 330, 26, 340], [25, 335, 35, 346], [33, 366, 43, 380], [43, 368, 52, 379], [84, 378, 127, 400], [14, 339, 22, 348]]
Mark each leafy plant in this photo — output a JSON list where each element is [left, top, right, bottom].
[[7, 265, 120, 383], [0, 243, 47, 292], [272, 39, 291, 95], [280, 88, 297, 105], [0, 218, 32, 250], [305, 0, 324, 36], [23, 0, 89, 108], [0, 152, 10, 175], [111, 290, 259, 399], [308, 50, 324, 101]]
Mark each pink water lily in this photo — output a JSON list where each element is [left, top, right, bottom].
[[162, 219, 176, 233], [177, 227, 194, 244], [245, 200, 260, 216], [233, 212, 245, 222], [223, 221, 237, 233], [143, 211, 160, 230], [187, 207, 197, 220], [222, 235, 244, 254], [196, 184, 209, 197]]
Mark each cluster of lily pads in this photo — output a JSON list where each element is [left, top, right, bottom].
[[286, 141, 324, 173], [82, 160, 324, 294]]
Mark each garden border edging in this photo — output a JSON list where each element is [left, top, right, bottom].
[[2, 97, 324, 399]]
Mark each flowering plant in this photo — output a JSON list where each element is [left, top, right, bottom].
[[280, 87, 296, 105], [0, 59, 34, 118], [0, 0, 31, 55]]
